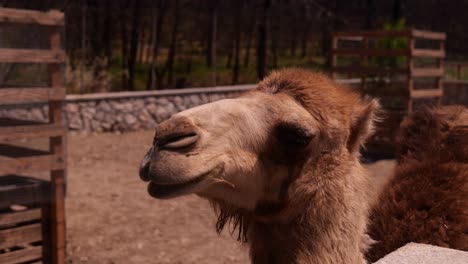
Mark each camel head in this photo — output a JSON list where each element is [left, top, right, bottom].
[[139, 69, 379, 226]]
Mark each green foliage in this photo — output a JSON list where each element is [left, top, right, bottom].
[[101, 48, 325, 92], [377, 18, 408, 68]]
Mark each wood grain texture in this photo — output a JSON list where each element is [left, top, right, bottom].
[[0, 7, 63, 26], [48, 24, 67, 264], [412, 49, 445, 58], [0, 87, 65, 104], [0, 119, 65, 141], [411, 89, 443, 98], [0, 209, 41, 227], [411, 29, 446, 40], [0, 48, 65, 63], [0, 154, 65, 176], [0, 223, 42, 248], [0, 245, 42, 264], [411, 68, 444, 77]]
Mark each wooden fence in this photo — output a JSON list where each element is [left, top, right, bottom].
[[331, 29, 446, 156], [331, 29, 446, 112], [0, 7, 66, 264]]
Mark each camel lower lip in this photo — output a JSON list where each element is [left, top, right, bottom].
[[147, 174, 207, 199]]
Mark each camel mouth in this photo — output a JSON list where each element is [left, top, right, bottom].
[[148, 175, 207, 199], [147, 165, 224, 199]]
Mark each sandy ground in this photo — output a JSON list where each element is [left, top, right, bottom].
[[66, 130, 395, 264]]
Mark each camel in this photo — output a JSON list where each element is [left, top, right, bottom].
[[366, 105, 468, 262], [139, 69, 467, 263]]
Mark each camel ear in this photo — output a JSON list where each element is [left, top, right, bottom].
[[347, 98, 380, 154]]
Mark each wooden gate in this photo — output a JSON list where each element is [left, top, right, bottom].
[[0, 7, 66, 264]]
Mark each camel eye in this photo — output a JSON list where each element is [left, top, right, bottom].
[[275, 123, 314, 148]]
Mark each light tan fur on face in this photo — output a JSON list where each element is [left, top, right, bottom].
[[140, 69, 380, 263]]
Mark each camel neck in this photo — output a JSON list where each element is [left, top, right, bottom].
[[246, 164, 370, 264], [247, 212, 367, 264]]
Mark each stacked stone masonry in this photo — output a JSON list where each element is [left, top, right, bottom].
[[1, 81, 466, 133], [0, 88, 246, 133]]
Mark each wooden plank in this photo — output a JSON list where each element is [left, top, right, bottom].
[[412, 68, 443, 77], [411, 89, 443, 98], [0, 87, 65, 104], [0, 223, 42, 248], [0, 49, 65, 63], [336, 36, 364, 41], [333, 30, 410, 38], [412, 49, 445, 58], [0, 154, 65, 175], [48, 173, 66, 264], [0, 121, 65, 142], [48, 25, 66, 264], [0, 7, 63, 26], [0, 209, 41, 227], [411, 29, 446, 40], [331, 66, 407, 75], [0, 245, 42, 264], [333, 48, 408, 56]]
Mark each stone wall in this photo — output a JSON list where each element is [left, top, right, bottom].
[[65, 91, 245, 132], [1, 80, 466, 133], [0, 85, 254, 133]]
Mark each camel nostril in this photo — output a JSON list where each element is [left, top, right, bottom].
[[158, 131, 199, 150]]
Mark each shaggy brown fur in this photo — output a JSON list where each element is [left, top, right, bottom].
[[140, 69, 467, 263], [366, 106, 468, 262]]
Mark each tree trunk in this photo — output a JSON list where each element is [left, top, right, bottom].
[[243, 9, 257, 67], [167, 0, 180, 88], [144, 15, 153, 64], [127, 0, 141, 91], [257, 0, 271, 80], [365, 0, 375, 29], [88, 1, 101, 59], [137, 19, 147, 64], [206, 0, 219, 68], [103, 0, 112, 65], [270, 0, 279, 68], [300, 2, 311, 58], [232, 0, 242, 84], [392, 0, 402, 22], [120, 0, 128, 90], [147, 0, 168, 90], [226, 41, 233, 68], [324, 0, 343, 68]]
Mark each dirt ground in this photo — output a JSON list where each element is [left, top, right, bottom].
[[66, 130, 395, 264]]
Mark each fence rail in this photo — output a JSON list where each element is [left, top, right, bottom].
[[0, 7, 63, 25]]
